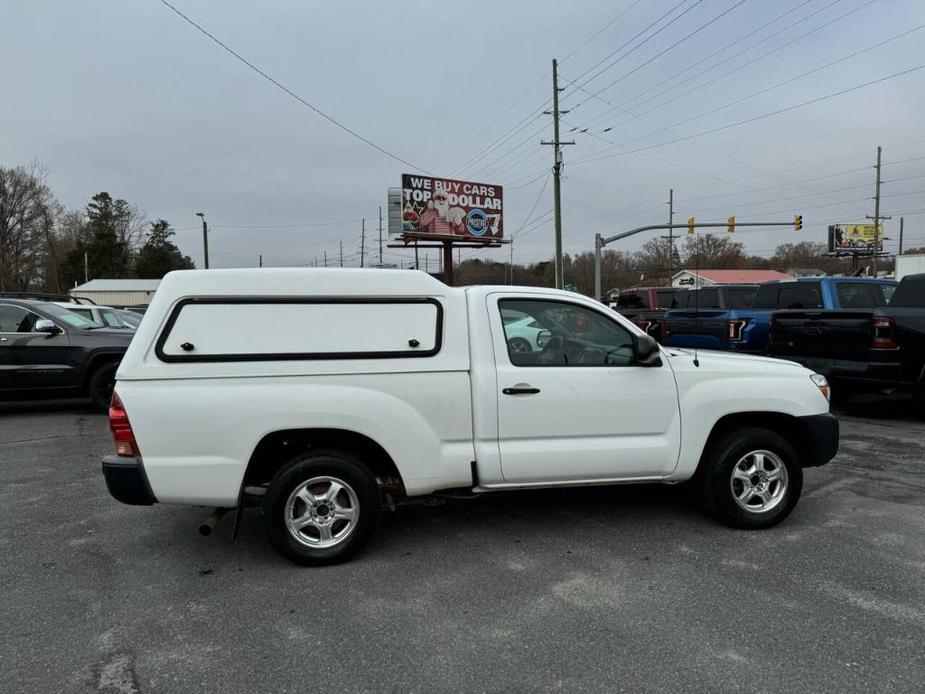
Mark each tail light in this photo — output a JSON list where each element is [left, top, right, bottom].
[[727, 319, 749, 342], [871, 316, 896, 349], [109, 392, 141, 457]]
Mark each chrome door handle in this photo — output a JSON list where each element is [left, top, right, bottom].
[[503, 386, 541, 395]]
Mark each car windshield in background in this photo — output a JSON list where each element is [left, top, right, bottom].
[[755, 282, 823, 310], [98, 308, 132, 328], [837, 282, 888, 308], [616, 292, 648, 309], [40, 303, 97, 328], [655, 291, 677, 308], [726, 287, 757, 309], [115, 310, 142, 328]]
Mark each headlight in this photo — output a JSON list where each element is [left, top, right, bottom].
[[810, 373, 830, 402]]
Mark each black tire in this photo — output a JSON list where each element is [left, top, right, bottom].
[[699, 427, 803, 529], [507, 337, 532, 353], [264, 450, 381, 566], [88, 362, 118, 412]]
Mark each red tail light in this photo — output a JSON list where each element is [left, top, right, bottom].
[[871, 316, 896, 349], [109, 392, 140, 457], [727, 319, 749, 341]]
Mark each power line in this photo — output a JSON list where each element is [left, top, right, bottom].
[[570, 0, 749, 110], [571, 63, 925, 167], [157, 0, 430, 173]]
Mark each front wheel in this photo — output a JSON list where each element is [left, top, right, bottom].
[[264, 451, 381, 565], [700, 428, 803, 529]]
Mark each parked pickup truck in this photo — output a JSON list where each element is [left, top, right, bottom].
[[768, 273, 925, 413], [663, 278, 897, 353], [103, 269, 838, 565], [0, 298, 133, 409], [611, 286, 685, 342]]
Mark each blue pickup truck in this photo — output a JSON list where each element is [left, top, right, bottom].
[[662, 277, 897, 353]]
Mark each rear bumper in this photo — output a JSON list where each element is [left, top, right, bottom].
[[102, 455, 157, 505], [774, 355, 905, 388], [798, 414, 839, 468]]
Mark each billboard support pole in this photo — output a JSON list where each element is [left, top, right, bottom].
[[442, 240, 454, 286]]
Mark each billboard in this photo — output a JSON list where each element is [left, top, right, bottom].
[[397, 174, 503, 240], [828, 223, 884, 253]]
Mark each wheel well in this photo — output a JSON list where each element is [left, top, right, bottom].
[[696, 412, 816, 476], [243, 428, 406, 495], [81, 354, 122, 390]]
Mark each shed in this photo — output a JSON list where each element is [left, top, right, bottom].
[[69, 279, 161, 306]]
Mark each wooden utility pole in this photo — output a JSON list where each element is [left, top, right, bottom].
[[866, 146, 890, 276], [258, 254, 262, 268], [378, 206, 383, 266], [541, 58, 575, 289], [667, 188, 674, 286], [339, 240, 343, 267], [360, 218, 366, 268], [899, 216, 904, 255], [324, 250, 328, 267]]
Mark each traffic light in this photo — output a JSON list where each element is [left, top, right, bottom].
[[794, 214, 803, 231], [727, 215, 735, 233], [687, 217, 695, 235]]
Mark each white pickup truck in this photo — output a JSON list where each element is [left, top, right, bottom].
[[103, 269, 838, 565]]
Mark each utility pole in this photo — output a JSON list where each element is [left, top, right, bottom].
[[510, 239, 515, 285], [378, 206, 383, 266], [258, 254, 262, 268], [866, 146, 890, 277], [324, 250, 328, 267], [360, 218, 366, 268], [667, 188, 674, 286], [899, 216, 904, 255], [339, 240, 344, 267], [84, 252, 89, 283], [541, 58, 575, 289], [196, 212, 209, 269]]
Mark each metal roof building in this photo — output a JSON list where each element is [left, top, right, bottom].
[[69, 279, 161, 306], [671, 269, 792, 288]]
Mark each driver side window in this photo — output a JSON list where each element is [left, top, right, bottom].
[[499, 299, 635, 367]]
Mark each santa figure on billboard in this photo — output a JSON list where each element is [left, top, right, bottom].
[[420, 188, 466, 235]]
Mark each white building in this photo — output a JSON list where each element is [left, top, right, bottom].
[[69, 279, 161, 306]]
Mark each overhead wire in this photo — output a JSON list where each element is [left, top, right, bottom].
[[156, 0, 431, 173]]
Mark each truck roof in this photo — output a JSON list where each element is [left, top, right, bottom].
[[158, 268, 457, 298]]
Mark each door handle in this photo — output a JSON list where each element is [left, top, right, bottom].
[[503, 386, 541, 395]]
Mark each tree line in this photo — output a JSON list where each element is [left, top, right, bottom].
[[0, 163, 193, 292], [458, 234, 921, 298]]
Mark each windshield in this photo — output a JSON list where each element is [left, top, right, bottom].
[[98, 307, 134, 328], [40, 303, 97, 328]]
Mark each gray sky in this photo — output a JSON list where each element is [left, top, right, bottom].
[[3, 0, 925, 270]]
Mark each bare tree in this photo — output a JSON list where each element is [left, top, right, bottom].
[[0, 163, 58, 291]]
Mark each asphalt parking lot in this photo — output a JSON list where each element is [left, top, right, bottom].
[[2, 397, 924, 694]]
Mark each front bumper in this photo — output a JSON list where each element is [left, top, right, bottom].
[[102, 455, 157, 505], [798, 413, 839, 468]]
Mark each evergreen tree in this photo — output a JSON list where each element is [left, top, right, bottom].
[[135, 219, 194, 278]]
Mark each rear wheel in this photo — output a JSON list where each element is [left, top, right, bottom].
[[88, 362, 118, 411], [264, 451, 380, 565], [700, 428, 803, 529]]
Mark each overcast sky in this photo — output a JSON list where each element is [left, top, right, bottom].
[[3, 0, 925, 271]]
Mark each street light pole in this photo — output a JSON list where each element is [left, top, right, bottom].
[[196, 212, 209, 269]]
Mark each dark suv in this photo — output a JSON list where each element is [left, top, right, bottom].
[[0, 298, 135, 410]]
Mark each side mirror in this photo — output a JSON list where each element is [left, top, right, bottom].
[[35, 319, 62, 335], [634, 332, 662, 367], [536, 330, 553, 349]]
